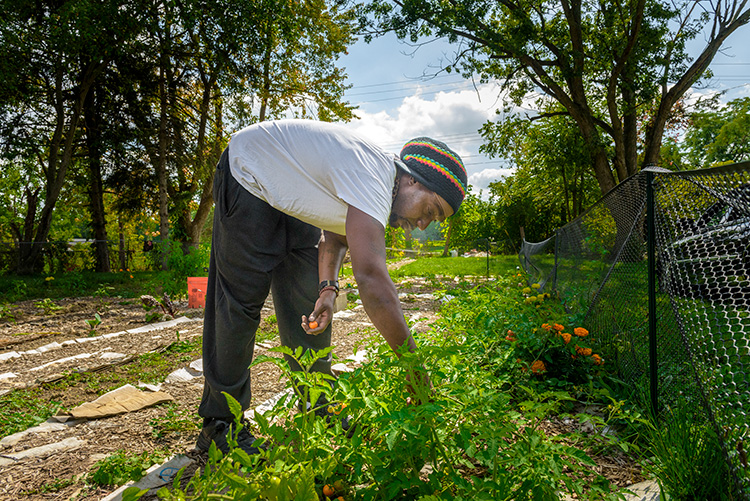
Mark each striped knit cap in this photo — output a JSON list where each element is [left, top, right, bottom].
[[399, 137, 467, 214]]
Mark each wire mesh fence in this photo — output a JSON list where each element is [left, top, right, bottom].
[[520, 161, 750, 498], [0, 239, 163, 275]]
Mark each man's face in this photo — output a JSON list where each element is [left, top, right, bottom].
[[388, 176, 454, 232]]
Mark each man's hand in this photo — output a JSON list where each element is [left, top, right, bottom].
[[405, 365, 434, 405], [307, 231, 348, 335], [301, 291, 336, 335]]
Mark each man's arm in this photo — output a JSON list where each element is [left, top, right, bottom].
[[344, 205, 417, 354], [302, 230, 348, 333]]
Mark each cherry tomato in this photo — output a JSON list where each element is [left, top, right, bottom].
[[308, 320, 318, 329]]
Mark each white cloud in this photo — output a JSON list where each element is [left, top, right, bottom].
[[342, 82, 516, 189], [469, 168, 514, 192]]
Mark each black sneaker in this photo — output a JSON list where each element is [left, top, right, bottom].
[[195, 418, 266, 455]]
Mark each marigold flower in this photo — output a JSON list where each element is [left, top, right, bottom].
[[541, 323, 551, 331], [552, 323, 564, 331], [574, 327, 589, 337], [561, 332, 572, 344], [531, 283, 540, 289], [531, 360, 546, 374], [576, 346, 592, 356], [522, 287, 532, 294], [592, 354, 604, 365]]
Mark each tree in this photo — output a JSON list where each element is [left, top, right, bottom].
[[444, 190, 502, 253], [134, 0, 358, 263], [683, 96, 750, 168], [366, 0, 750, 196], [481, 108, 600, 224], [0, 0, 144, 274]]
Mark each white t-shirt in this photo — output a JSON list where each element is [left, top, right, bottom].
[[228, 120, 397, 235]]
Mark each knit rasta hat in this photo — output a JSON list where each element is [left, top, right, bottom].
[[398, 137, 467, 214]]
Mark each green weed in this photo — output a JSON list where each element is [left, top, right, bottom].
[[86, 312, 102, 336], [34, 297, 62, 315], [0, 303, 16, 322], [88, 449, 168, 486], [149, 403, 200, 439], [0, 388, 61, 438], [641, 401, 733, 500], [23, 477, 76, 495]]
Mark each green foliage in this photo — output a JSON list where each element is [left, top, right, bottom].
[[684, 96, 750, 168], [0, 270, 173, 303], [445, 190, 504, 253], [86, 312, 102, 336], [149, 403, 200, 439], [88, 449, 168, 487], [0, 303, 16, 322], [34, 298, 62, 315], [162, 241, 210, 298], [363, 0, 744, 199], [580, 204, 617, 260], [151, 268, 641, 500], [482, 110, 599, 228], [0, 388, 61, 438], [641, 402, 733, 500]]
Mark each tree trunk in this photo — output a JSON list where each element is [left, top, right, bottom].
[[157, 45, 170, 271], [16, 60, 106, 274], [118, 216, 127, 271], [441, 219, 454, 256], [83, 79, 111, 273]]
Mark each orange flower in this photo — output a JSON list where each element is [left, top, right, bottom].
[[552, 323, 564, 332], [505, 330, 516, 341], [541, 323, 551, 331], [592, 354, 604, 365], [574, 327, 589, 337], [561, 332, 572, 344], [531, 360, 546, 374], [576, 346, 593, 356]]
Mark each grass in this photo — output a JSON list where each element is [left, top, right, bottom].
[[0, 270, 178, 303], [388, 254, 521, 279]]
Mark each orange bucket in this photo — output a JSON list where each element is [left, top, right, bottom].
[[187, 277, 209, 308]]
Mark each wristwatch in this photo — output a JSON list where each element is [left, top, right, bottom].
[[318, 280, 340, 295]]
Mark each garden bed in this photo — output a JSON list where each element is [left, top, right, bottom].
[[0, 273, 646, 500]]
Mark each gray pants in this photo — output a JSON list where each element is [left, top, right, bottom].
[[198, 149, 333, 420]]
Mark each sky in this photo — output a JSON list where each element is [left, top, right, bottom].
[[337, 25, 750, 194]]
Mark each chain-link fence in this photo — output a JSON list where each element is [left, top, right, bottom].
[[520, 162, 750, 498]]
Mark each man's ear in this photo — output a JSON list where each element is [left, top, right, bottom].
[[408, 175, 417, 185]]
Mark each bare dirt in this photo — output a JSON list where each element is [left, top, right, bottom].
[[0, 270, 644, 500]]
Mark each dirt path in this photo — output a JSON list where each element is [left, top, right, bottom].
[[0, 275, 443, 500]]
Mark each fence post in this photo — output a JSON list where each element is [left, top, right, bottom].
[[646, 170, 659, 418]]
